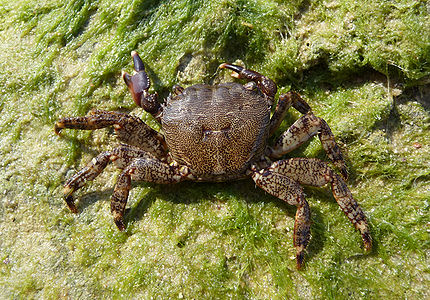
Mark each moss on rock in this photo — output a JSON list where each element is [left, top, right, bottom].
[[0, 0, 429, 298]]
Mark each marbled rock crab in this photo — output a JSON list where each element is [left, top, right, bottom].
[[55, 52, 372, 268]]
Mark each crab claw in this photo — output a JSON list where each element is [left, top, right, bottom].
[[122, 53, 150, 107], [123, 52, 160, 115]]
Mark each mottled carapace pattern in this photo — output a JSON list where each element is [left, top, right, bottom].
[[162, 83, 270, 180], [55, 52, 372, 269]]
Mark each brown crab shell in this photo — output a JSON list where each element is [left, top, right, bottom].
[[161, 82, 271, 181]]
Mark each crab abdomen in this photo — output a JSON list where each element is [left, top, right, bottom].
[[161, 83, 270, 181]]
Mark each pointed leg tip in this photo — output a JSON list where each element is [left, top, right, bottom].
[[64, 195, 78, 214], [365, 243, 372, 253], [114, 218, 126, 231], [356, 221, 372, 252], [219, 62, 228, 69], [219, 63, 243, 71], [63, 187, 78, 213], [54, 122, 64, 135], [219, 63, 241, 78], [363, 233, 373, 252], [296, 251, 305, 270]]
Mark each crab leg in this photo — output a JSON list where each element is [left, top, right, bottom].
[[219, 63, 277, 103], [268, 91, 311, 136], [111, 158, 188, 230], [253, 158, 372, 268], [267, 112, 347, 179], [251, 168, 311, 269], [122, 51, 161, 119], [55, 110, 168, 159], [63, 145, 154, 213]]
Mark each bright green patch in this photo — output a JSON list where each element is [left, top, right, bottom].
[[0, 0, 429, 298]]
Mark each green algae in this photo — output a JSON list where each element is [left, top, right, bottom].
[[0, 0, 429, 298]]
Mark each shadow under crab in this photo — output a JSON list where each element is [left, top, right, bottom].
[[55, 51, 372, 269]]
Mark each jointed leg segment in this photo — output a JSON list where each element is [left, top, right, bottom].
[[252, 158, 371, 269], [63, 145, 154, 213], [269, 91, 311, 136], [219, 63, 277, 103], [111, 157, 187, 230], [267, 112, 347, 179], [62, 143, 187, 230], [252, 169, 311, 269], [55, 110, 168, 159]]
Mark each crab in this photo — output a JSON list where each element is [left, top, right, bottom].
[[55, 51, 372, 269]]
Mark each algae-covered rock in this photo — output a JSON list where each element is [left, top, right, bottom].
[[0, 0, 429, 298]]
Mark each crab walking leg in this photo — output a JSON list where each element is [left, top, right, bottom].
[[111, 158, 187, 230], [251, 169, 311, 269], [266, 158, 372, 252], [55, 110, 168, 159], [219, 63, 277, 103], [267, 112, 348, 179], [63, 145, 154, 213], [269, 91, 311, 136]]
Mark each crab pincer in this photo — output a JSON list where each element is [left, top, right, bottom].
[[122, 51, 160, 117]]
